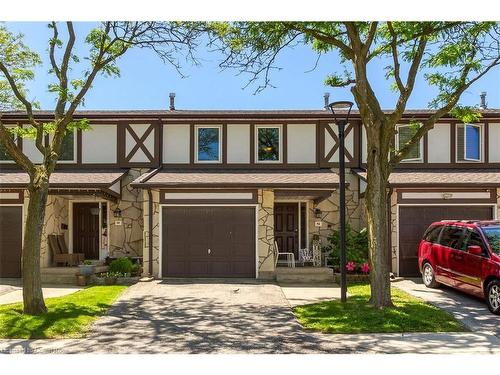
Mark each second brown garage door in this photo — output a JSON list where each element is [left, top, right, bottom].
[[0, 206, 23, 278], [162, 206, 256, 278], [398, 205, 494, 277]]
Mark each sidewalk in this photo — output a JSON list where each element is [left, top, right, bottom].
[[0, 331, 499, 354]]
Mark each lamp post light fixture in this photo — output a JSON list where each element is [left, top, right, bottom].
[[327, 100, 354, 303]]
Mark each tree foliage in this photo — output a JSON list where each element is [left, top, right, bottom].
[[0, 22, 201, 314], [205, 22, 500, 307]]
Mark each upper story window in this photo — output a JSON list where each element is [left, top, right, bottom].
[[0, 127, 17, 163], [457, 124, 482, 162], [195, 125, 221, 163], [256, 125, 281, 163], [58, 130, 76, 163], [396, 124, 422, 162]]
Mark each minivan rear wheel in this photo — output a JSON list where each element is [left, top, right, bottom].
[[422, 262, 439, 288], [486, 280, 500, 315]]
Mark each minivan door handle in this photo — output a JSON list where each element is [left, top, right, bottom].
[[452, 253, 464, 261]]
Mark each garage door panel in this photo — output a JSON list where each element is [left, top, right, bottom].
[[162, 206, 255, 278], [398, 205, 493, 277], [0, 206, 23, 278]]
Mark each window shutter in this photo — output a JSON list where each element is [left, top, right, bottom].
[[59, 131, 75, 161], [398, 125, 420, 160], [456, 125, 465, 161]]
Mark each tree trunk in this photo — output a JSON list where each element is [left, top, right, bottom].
[[22, 177, 49, 315], [365, 128, 393, 308]]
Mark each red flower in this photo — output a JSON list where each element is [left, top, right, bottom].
[[346, 261, 356, 272], [361, 263, 370, 274]]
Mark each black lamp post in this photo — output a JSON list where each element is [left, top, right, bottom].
[[327, 100, 354, 303]]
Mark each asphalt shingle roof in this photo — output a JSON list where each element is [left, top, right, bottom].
[[133, 169, 339, 188], [354, 169, 500, 186]]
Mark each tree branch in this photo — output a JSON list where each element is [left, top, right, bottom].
[[0, 122, 35, 174], [390, 55, 500, 166], [48, 22, 61, 80], [54, 22, 76, 118]]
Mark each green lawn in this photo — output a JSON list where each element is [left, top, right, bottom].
[[0, 285, 127, 339], [293, 284, 466, 334]]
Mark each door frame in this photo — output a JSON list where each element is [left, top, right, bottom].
[[159, 204, 259, 279], [0, 204, 24, 277], [273, 200, 310, 255], [396, 203, 497, 276], [69, 199, 109, 260]]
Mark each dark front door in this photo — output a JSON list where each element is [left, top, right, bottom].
[[162, 206, 255, 277], [274, 203, 299, 258], [73, 203, 100, 260], [398, 205, 493, 277], [0, 206, 23, 278]]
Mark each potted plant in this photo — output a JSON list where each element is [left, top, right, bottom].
[[103, 271, 121, 285], [78, 260, 95, 276]]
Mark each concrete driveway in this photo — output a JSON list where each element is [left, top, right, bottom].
[[394, 279, 500, 338], [1, 280, 500, 354]]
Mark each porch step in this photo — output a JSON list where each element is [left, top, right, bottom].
[[276, 267, 335, 284], [41, 266, 108, 285]]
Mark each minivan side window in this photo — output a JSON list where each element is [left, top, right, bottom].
[[423, 225, 443, 243], [463, 229, 487, 254], [438, 226, 465, 249]]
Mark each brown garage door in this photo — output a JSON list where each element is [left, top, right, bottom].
[[398, 205, 494, 277], [162, 206, 255, 278], [0, 206, 23, 278]]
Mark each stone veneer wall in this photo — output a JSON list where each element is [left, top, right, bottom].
[[108, 168, 148, 259], [390, 190, 398, 273], [143, 188, 275, 279], [497, 188, 500, 220], [257, 189, 275, 278], [307, 172, 364, 250], [142, 189, 160, 276], [27, 194, 70, 268]]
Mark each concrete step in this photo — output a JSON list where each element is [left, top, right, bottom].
[[276, 267, 335, 284], [41, 265, 108, 285]]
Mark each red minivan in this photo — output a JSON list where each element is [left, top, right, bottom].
[[418, 220, 500, 315]]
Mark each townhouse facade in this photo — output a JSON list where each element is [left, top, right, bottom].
[[1, 100, 500, 279]]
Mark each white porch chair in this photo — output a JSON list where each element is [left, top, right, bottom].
[[274, 240, 295, 268], [312, 241, 322, 267], [298, 248, 313, 266]]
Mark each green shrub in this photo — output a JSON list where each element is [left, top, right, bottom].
[[108, 257, 134, 276], [130, 262, 141, 276], [322, 225, 369, 271]]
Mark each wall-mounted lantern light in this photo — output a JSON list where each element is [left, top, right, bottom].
[[314, 208, 322, 219], [113, 208, 122, 218]]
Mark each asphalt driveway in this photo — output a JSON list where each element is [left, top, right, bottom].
[[1, 279, 500, 354], [394, 279, 500, 338]]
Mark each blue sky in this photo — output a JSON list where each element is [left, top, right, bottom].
[[5, 22, 500, 111]]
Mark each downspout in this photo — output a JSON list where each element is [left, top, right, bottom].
[[147, 188, 153, 276]]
